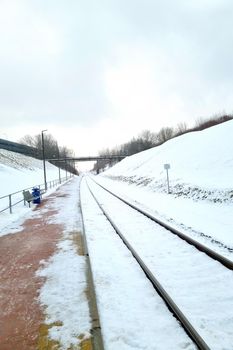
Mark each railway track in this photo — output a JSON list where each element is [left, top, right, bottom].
[[82, 176, 233, 350], [89, 176, 233, 270]]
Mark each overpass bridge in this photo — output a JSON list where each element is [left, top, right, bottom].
[[46, 155, 127, 174], [46, 155, 126, 162]]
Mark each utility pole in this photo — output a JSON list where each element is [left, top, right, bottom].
[[65, 158, 67, 180], [57, 143, 61, 184], [41, 130, 47, 191]]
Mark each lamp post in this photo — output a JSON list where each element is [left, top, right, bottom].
[[58, 148, 61, 184], [65, 158, 67, 180], [55, 142, 61, 184], [41, 129, 47, 191]]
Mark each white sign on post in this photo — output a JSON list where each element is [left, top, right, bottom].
[[164, 163, 170, 170], [163, 163, 171, 193]]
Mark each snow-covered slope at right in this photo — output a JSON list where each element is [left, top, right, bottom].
[[104, 120, 233, 203], [98, 120, 233, 252]]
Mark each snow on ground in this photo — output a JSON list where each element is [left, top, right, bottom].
[[0, 148, 68, 236], [0, 151, 91, 348], [103, 120, 233, 200], [36, 178, 91, 349], [81, 178, 196, 350], [1, 121, 233, 349], [98, 121, 233, 255], [0, 167, 91, 348], [0, 148, 67, 197], [94, 175, 233, 260], [85, 177, 233, 350]]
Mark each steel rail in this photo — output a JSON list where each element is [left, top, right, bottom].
[[79, 177, 105, 350], [89, 177, 233, 271], [85, 179, 211, 350]]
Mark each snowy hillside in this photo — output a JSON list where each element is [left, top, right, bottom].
[[102, 120, 233, 203], [0, 149, 69, 233], [0, 149, 66, 197]]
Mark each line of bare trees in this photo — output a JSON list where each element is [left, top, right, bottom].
[[94, 114, 233, 172], [19, 133, 78, 175]]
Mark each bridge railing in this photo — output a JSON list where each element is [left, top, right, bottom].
[[45, 155, 127, 162]]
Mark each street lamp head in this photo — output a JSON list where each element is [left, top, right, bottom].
[[42, 129, 47, 133]]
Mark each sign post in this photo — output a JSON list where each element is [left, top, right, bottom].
[[164, 163, 171, 194]]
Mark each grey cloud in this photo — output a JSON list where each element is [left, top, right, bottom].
[[0, 0, 233, 130]]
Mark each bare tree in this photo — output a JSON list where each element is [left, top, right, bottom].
[[156, 127, 174, 143], [175, 122, 187, 136], [19, 133, 77, 174], [139, 130, 157, 146]]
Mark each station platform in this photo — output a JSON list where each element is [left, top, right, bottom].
[[0, 179, 92, 350]]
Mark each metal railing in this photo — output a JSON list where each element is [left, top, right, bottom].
[[0, 176, 71, 214]]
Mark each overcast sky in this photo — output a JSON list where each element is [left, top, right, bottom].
[[0, 0, 232, 169]]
